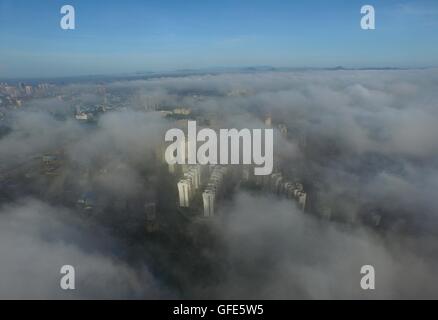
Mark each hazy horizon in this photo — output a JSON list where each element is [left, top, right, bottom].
[[1, 0, 438, 78]]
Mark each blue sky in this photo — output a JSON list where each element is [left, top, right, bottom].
[[1, 0, 438, 78]]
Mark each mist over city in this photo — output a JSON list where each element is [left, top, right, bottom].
[[1, 68, 438, 299]]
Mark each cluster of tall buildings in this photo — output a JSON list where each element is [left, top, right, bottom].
[[176, 163, 229, 218], [243, 167, 307, 211], [177, 165, 203, 207], [165, 118, 306, 220], [0, 82, 51, 98], [0, 84, 18, 98], [202, 166, 228, 217], [283, 180, 307, 211], [0, 82, 53, 109]]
